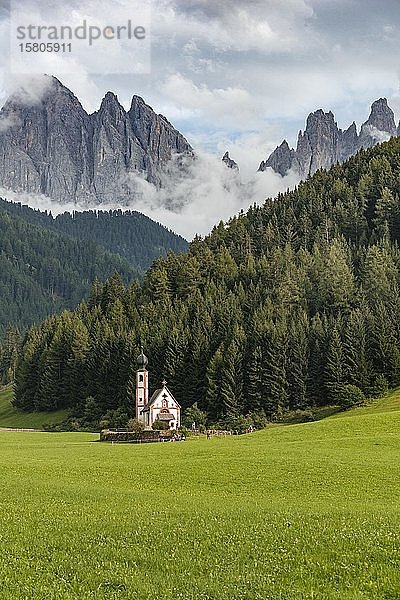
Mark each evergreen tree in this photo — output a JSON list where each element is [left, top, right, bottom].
[[325, 326, 345, 404]]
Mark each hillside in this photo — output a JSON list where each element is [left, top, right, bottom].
[[0, 209, 136, 335], [0, 198, 188, 270], [0, 385, 66, 429], [332, 385, 400, 418], [10, 120, 400, 423], [12, 135, 400, 426], [0, 399, 399, 599], [0, 198, 188, 338]]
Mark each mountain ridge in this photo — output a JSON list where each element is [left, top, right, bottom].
[[259, 97, 399, 178], [0, 76, 193, 206]]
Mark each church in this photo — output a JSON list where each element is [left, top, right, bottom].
[[135, 348, 181, 430]]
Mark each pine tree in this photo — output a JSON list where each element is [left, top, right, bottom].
[[205, 346, 223, 421], [220, 334, 244, 417], [343, 308, 371, 392], [287, 313, 309, 409], [262, 320, 288, 417], [325, 325, 345, 404]]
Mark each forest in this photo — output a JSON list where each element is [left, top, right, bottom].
[[0, 200, 188, 270], [7, 137, 400, 429], [0, 202, 188, 336]]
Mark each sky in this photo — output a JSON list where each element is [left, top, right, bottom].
[[0, 0, 400, 238]]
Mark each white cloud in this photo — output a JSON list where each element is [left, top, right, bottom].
[[0, 150, 299, 241], [0, 114, 20, 131], [162, 73, 261, 128], [115, 151, 300, 239], [0, 73, 54, 106], [155, 0, 315, 54], [362, 125, 392, 144]]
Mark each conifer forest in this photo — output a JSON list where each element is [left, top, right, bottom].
[[5, 138, 400, 428]]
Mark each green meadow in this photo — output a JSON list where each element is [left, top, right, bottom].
[[0, 385, 66, 430], [0, 392, 399, 599]]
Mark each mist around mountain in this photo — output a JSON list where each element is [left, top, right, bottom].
[[0, 76, 398, 240]]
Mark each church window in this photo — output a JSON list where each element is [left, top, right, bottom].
[[139, 374, 144, 382]]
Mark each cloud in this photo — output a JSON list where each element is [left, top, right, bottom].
[[1, 0, 400, 134], [362, 125, 392, 144], [0, 0, 400, 241], [0, 149, 299, 241], [0, 74, 54, 106], [162, 74, 261, 128], [0, 114, 20, 132], [116, 151, 300, 239], [160, 0, 314, 53]]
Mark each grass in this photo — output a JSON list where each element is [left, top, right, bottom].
[[331, 386, 400, 417], [0, 391, 400, 598], [0, 385, 67, 429]]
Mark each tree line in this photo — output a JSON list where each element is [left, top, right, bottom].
[[0, 210, 136, 336], [0, 200, 188, 270]]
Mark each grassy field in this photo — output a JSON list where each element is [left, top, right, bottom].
[[0, 392, 399, 599], [0, 385, 66, 429]]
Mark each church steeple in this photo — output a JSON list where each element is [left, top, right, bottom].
[[135, 347, 148, 424], [137, 346, 148, 369]]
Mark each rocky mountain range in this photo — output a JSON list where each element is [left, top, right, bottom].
[[0, 76, 398, 208], [0, 76, 193, 205], [258, 98, 399, 178]]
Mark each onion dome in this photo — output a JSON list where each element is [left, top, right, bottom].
[[137, 347, 148, 369]]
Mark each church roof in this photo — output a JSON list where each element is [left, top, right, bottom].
[[136, 347, 148, 369], [157, 412, 175, 421], [141, 385, 181, 412], [141, 389, 162, 412]]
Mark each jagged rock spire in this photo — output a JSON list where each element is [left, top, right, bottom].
[[259, 98, 399, 179], [222, 151, 239, 170]]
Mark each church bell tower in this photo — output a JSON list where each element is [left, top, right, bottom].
[[136, 347, 148, 423]]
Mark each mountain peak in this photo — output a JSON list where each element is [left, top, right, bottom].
[[99, 91, 125, 115], [261, 97, 399, 179], [222, 151, 239, 170], [258, 139, 295, 176], [3, 74, 77, 111], [364, 97, 396, 135], [306, 109, 336, 128], [129, 95, 148, 114], [0, 76, 193, 203]]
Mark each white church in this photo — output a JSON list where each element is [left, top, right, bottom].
[[135, 348, 181, 430]]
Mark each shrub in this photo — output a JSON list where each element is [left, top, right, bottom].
[[101, 408, 130, 429], [337, 384, 366, 409], [182, 402, 208, 428], [275, 409, 315, 424], [368, 374, 389, 398], [152, 419, 169, 431], [221, 413, 251, 433], [246, 410, 270, 429], [127, 418, 144, 433]]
